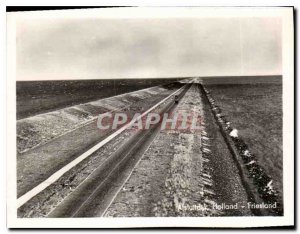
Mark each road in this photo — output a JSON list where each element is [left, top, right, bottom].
[[17, 81, 279, 217]]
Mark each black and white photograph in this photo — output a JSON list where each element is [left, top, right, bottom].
[[6, 6, 294, 228]]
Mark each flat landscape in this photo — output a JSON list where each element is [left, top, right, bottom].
[[17, 78, 181, 119], [16, 76, 283, 218], [203, 76, 283, 199]]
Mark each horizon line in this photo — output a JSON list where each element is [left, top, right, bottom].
[[16, 74, 283, 82]]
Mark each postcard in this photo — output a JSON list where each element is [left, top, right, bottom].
[[6, 6, 294, 228]]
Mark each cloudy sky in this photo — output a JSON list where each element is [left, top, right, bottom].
[[16, 12, 282, 80]]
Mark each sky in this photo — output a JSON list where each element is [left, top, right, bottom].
[[15, 14, 282, 80]]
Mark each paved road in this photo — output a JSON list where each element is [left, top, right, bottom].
[[18, 82, 269, 217], [17, 86, 181, 197]]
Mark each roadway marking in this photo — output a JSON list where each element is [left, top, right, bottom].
[[17, 85, 185, 208]]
